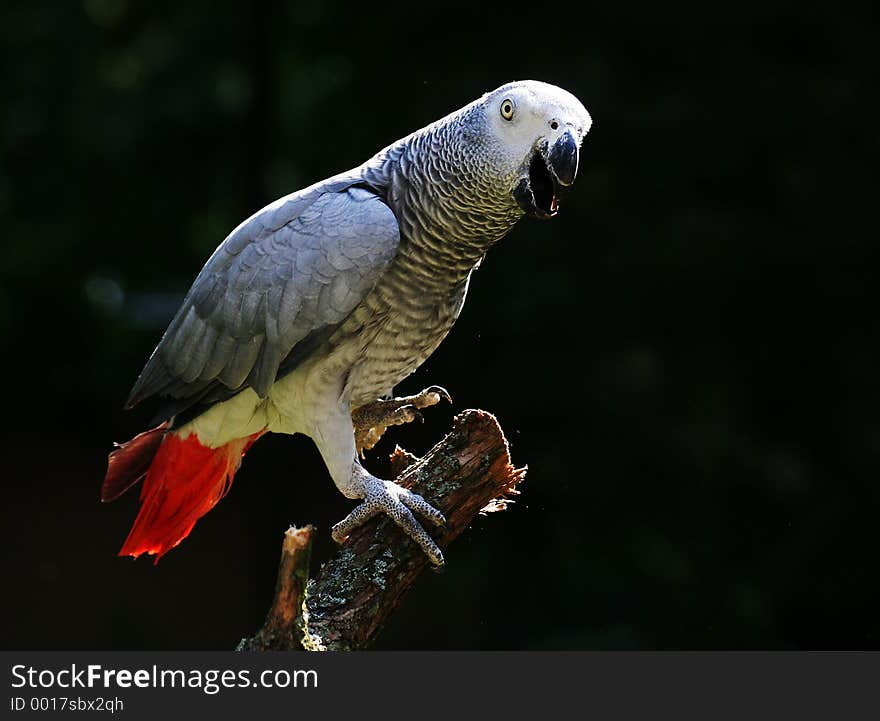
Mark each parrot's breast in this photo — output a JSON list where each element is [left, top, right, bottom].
[[334, 255, 472, 407]]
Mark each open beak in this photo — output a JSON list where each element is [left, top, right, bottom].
[[513, 129, 580, 219]]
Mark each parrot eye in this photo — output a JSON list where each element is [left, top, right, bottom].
[[500, 99, 515, 121]]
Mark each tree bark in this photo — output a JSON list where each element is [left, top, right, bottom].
[[239, 409, 526, 651], [237, 525, 314, 651]]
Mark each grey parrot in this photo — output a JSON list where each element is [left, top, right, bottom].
[[102, 80, 592, 567]]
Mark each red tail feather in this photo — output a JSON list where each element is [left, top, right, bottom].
[[102, 422, 169, 502], [118, 430, 263, 562]]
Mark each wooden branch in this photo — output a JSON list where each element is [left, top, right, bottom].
[[237, 525, 314, 651], [238, 409, 526, 652]]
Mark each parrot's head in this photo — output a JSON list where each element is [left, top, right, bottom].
[[477, 80, 592, 220]]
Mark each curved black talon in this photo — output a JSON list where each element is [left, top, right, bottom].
[[425, 385, 453, 404]]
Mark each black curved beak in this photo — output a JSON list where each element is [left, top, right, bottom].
[[546, 129, 579, 187], [513, 128, 582, 219]]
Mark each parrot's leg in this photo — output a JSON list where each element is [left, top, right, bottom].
[[312, 401, 446, 567], [332, 465, 446, 567], [352, 385, 452, 455]]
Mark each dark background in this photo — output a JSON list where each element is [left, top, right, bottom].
[[2, 1, 877, 650]]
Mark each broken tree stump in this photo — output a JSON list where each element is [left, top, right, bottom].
[[239, 409, 526, 651]]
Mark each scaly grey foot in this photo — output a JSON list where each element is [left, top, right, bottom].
[[332, 467, 446, 567], [352, 385, 452, 455]]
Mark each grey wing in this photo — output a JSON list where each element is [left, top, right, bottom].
[[126, 184, 399, 420]]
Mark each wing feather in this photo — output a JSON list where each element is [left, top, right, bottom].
[[126, 182, 399, 419]]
